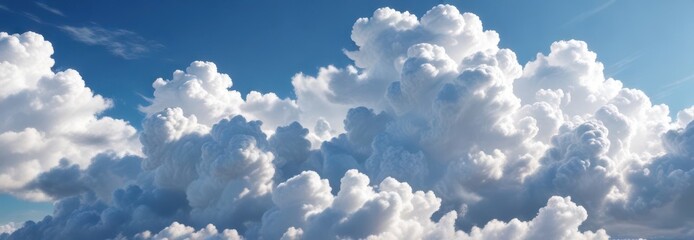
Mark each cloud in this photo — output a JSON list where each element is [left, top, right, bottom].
[[2, 3, 694, 239], [564, 0, 616, 26], [608, 120, 694, 236], [21, 12, 43, 24], [464, 196, 608, 240], [23, 154, 142, 201], [140, 61, 301, 134], [59, 25, 161, 59], [0, 223, 16, 235], [655, 72, 694, 100], [35, 3, 65, 17], [262, 170, 608, 240], [605, 52, 641, 77], [292, 4, 501, 137], [0, 32, 140, 200], [133, 222, 242, 240], [0, 4, 10, 12]]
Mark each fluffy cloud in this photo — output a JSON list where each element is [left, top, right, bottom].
[[134, 222, 242, 240], [0, 223, 16, 235], [293, 4, 502, 137], [140, 108, 279, 230], [3, 3, 694, 240], [263, 170, 606, 240], [140, 61, 300, 133], [0, 32, 140, 200], [464, 196, 608, 240], [515, 40, 623, 118], [604, 120, 694, 236]]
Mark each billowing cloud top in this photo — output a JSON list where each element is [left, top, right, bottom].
[[1, 4, 694, 240], [0, 32, 140, 201]]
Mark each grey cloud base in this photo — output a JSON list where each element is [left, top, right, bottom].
[[2, 4, 694, 240]]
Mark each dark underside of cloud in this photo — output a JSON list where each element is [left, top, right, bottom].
[[1, 4, 693, 240]]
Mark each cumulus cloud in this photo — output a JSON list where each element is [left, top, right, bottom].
[[0, 223, 16, 235], [292, 5, 502, 136], [0, 32, 140, 200], [3, 3, 694, 240], [260, 170, 608, 240], [464, 196, 608, 240], [134, 222, 242, 240], [606, 120, 694, 236], [140, 61, 300, 133]]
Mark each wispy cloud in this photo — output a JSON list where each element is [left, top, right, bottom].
[[662, 73, 694, 90], [59, 25, 162, 59], [22, 12, 43, 24], [35, 2, 65, 17], [564, 0, 617, 26], [0, 4, 10, 12], [605, 52, 641, 77], [654, 73, 694, 99]]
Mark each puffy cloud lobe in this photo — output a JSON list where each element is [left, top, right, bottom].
[[4, 185, 190, 240], [0, 223, 16, 235], [294, 4, 501, 136], [515, 40, 623, 118], [139, 108, 280, 230], [134, 222, 242, 240], [269, 122, 312, 181], [608, 120, 694, 236], [676, 106, 694, 128], [24, 154, 142, 201], [0, 32, 139, 200], [140, 61, 244, 125], [140, 107, 209, 190], [0, 32, 54, 98], [464, 196, 608, 240], [260, 170, 606, 240], [186, 116, 275, 229], [140, 61, 300, 132], [524, 121, 621, 216]]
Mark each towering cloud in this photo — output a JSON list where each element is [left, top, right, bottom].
[[2, 3, 693, 240]]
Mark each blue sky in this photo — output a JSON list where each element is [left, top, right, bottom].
[[1, 0, 694, 231], [2, 0, 693, 128]]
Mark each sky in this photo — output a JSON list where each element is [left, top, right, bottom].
[[1, 0, 693, 126], [1, 0, 694, 239]]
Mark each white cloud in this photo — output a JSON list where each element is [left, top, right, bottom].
[[563, 0, 616, 26], [35, 3, 65, 17], [0, 222, 16, 235], [293, 4, 502, 137], [134, 222, 242, 240], [0, 32, 140, 200], [140, 61, 300, 134], [261, 170, 607, 240], [515, 40, 623, 118], [464, 196, 608, 240]]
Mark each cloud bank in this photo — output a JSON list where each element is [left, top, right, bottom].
[[1, 4, 693, 240]]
